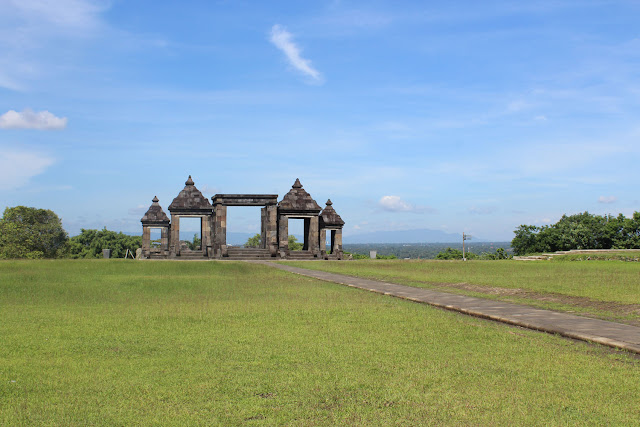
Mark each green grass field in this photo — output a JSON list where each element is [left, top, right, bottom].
[[1, 260, 639, 425], [283, 259, 640, 325]]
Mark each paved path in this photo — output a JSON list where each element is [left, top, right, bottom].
[[259, 262, 640, 354]]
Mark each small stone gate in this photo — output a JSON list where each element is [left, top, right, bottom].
[[140, 176, 344, 260]]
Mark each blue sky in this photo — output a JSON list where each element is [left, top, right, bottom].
[[1, 0, 639, 241]]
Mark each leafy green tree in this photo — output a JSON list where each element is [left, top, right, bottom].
[[0, 206, 68, 259], [511, 225, 542, 255], [436, 247, 463, 260], [186, 234, 201, 250], [67, 228, 141, 259], [245, 233, 262, 248], [511, 211, 640, 254], [495, 247, 511, 259], [288, 235, 303, 251]]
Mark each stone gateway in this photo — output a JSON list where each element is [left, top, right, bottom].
[[140, 177, 344, 260]]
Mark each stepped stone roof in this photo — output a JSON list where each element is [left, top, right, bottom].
[[320, 199, 345, 227], [278, 178, 321, 214], [141, 196, 170, 224], [168, 175, 212, 212]]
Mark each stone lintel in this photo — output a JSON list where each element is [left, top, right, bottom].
[[167, 208, 213, 215], [212, 194, 279, 206]]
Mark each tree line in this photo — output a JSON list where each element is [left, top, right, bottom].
[[511, 211, 640, 255], [0, 206, 141, 259]]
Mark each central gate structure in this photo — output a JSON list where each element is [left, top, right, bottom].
[[140, 176, 344, 260], [212, 194, 279, 258]]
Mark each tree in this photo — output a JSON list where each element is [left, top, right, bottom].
[[245, 233, 262, 248], [436, 247, 463, 260], [0, 206, 68, 259], [288, 235, 303, 251], [511, 211, 640, 255], [67, 228, 141, 259], [186, 234, 201, 250]]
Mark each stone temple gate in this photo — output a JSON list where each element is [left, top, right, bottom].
[[141, 176, 344, 260]]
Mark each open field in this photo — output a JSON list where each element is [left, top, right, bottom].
[[1, 260, 640, 425], [282, 260, 640, 326]]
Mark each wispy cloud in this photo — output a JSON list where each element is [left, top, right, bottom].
[[0, 149, 55, 190], [0, 0, 107, 91], [378, 195, 436, 214], [128, 204, 147, 216], [468, 206, 498, 215], [598, 195, 617, 204], [0, 109, 68, 130], [7, 0, 106, 30], [269, 24, 323, 83]]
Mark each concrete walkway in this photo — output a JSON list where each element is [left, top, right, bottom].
[[260, 262, 640, 354]]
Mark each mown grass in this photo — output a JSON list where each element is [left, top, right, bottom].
[[1, 260, 639, 425], [282, 260, 640, 322]]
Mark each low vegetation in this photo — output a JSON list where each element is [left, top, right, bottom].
[[1, 260, 639, 424]]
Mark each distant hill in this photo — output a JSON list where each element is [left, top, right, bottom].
[[344, 228, 483, 244]]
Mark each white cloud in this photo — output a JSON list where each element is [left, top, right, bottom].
[[378, 195, 435, 214], [0, 149, 55, 190], [0, 109, 68, 130], [598, 195, 617, 204], [269, 24, 323, 83]]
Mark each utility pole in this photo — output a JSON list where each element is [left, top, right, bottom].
[[462, 232, 472, 261]]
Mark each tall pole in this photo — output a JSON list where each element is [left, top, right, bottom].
[[462, 232, 466, 261]]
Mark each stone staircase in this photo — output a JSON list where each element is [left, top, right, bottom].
[[285, 250, 318, 260], [226, 247, 273, 260], [177, 250, 207, 260]]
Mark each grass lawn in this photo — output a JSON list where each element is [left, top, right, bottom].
[[282, 260, 640, 325], [1, 260, 639, 425]]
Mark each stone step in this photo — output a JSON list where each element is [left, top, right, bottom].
[[227, 255, 274, 260], [227, 248, 270, 253]]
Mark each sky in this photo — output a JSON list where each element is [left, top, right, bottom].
[[1, 0, 640, 241]]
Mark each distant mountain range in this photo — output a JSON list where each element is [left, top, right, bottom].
[[344, 228, 483, 244]]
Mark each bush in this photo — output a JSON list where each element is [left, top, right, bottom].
[[67, 228, 141, 259]]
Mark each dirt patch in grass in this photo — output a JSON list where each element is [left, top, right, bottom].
[[435, 282, 640, 326]]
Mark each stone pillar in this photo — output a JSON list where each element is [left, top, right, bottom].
[[278, 215, 289, 257], [161, 227, 169, 256], [308, 216, 320, 255], [320, 229, 327, 256], [334, 229, 343, 259], [142, 226, 151, 258], [213, 205, 227, 258], [261, 207, 267, 249], [201, 215, 212, 256], [266, 205, 278, 256], [170, 215, 180, 256]]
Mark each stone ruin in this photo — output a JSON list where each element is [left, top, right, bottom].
[[141, 176, 344, 260]]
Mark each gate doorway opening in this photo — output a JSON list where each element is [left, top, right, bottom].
[[226, 206, 263, 247], [179, 217, 202, 251], [287, 218, 306, 250]]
